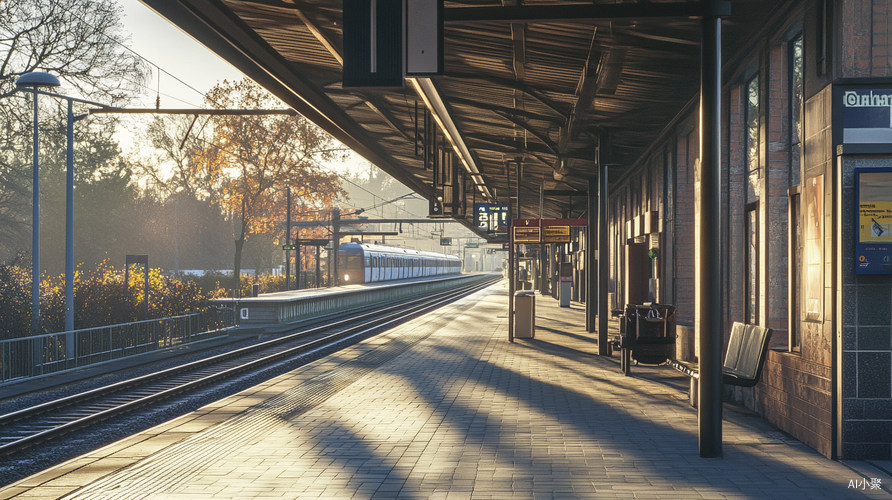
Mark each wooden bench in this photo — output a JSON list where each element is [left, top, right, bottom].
[[667, 322, 772, 407]]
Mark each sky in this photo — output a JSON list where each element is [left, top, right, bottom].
[[115, 0, 364, 175], [113, 0, 476, 245], [118, 0, 243, 109]]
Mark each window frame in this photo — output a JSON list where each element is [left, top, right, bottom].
[[788, 186, 802, 352], [745, 202, 760, 325]]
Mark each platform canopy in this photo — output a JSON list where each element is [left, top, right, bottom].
[[142, 0, 773, 239]]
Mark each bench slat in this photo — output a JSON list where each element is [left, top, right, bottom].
[[668, 322, 772, 388]]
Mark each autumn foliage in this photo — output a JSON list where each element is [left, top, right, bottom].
[[0, 261, 208, 340]]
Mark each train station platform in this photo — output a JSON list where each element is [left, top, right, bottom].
[[2, 281, 890, 499]]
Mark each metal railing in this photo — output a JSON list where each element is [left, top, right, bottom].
[[0, 307, 236, 384]]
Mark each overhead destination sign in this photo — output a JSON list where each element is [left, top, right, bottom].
[[512, 227, 541, 244], [296, 239, 329, 246], [475, 203, 509, 232], [543, 226, 571, 243]]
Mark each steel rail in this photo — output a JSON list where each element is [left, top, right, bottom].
[[0, 276, 499, 455]]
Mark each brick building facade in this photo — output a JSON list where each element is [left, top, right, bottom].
[[601, 0, 892, 459]]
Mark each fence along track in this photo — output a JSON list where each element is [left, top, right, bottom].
[[1, 308, 235, 383]]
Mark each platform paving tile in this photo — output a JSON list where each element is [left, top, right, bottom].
[[3, 283, 892, 498]]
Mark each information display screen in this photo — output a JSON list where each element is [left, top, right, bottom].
[[474, 203, 509, 232], [856, 168, 892, 274]]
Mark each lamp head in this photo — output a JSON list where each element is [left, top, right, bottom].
[[16, 72, 60, 89]]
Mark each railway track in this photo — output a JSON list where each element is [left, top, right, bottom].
[[0, 275, 499, 456]]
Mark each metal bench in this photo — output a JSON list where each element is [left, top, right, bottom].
[[667, 322, 772, 406]]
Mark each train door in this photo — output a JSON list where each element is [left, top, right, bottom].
[[372, 255, 380, 282], [364, 255, 371, 282]]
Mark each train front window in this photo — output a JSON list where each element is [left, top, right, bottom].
[[338, 254, 363, 269]]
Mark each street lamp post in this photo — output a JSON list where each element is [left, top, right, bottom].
[[16, 72, 60, 336], [16, 72, 107, 340]]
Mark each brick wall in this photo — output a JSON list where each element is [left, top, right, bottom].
[[840, 0, 892, 77], [754, 85, 835, 458], [675, 125, 696, 330], [766, 42, 792, 347]]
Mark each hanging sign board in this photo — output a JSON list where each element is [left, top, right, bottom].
[[343, 0, 404, 87], [856, 167, 892, 274], [474, 203, 509, 232], [512, 227, 541, 244], [296, 239, 329, 246], [543, 226, 571, 243]]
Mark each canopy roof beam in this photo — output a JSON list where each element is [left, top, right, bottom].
[[443, 2, 732, 23]]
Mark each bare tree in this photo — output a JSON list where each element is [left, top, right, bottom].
[[0, 0, 149, 263]]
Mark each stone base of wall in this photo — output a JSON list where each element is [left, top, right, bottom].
[[727, 350, 833, 458]]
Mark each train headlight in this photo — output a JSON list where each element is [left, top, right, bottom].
[[343, 274, 350, 282]]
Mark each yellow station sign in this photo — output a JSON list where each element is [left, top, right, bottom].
[[542, 226, 571, 243]]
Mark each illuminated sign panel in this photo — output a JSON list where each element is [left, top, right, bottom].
[[474, 203, 509, 231]]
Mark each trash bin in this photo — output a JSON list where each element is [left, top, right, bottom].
[[252, 284, 260, 297], [514, 291, 536, 339], [621, 303, 676, 364]]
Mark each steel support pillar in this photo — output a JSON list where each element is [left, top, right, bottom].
[[598, 162, 609, 355], [586, 177, 596, 334], [698, 11, 723, 459], [331, 208, 340, 287], [30, 89, 40, 336], [286, 187, 291, 291], [507, 161, 515, 342], [508, 238, 515, 342], [65, 100, 75, 334]]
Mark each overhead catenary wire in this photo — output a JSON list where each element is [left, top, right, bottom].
[[53, 1, 446, 232]]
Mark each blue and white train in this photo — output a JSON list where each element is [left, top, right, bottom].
[[337, 243, 462, 284]]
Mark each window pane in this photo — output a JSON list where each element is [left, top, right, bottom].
[[747, 208, 759, 324], [790, 35, 803, 187], [747, 76, 760, 173], [746, 75, 761, 202], [790, 193, 801, 350]]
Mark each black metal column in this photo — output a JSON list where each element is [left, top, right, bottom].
[[331, 208, 340, 287], [699, 11, 723, 459], [296, 241, 302, 289], [508, 235, 515, 342], [598, 162, 609, 355], [285, 187, 291, 291], [540, 184, 548, 295], [506, 160, 515, 341], [586, 177, 596, 334]]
